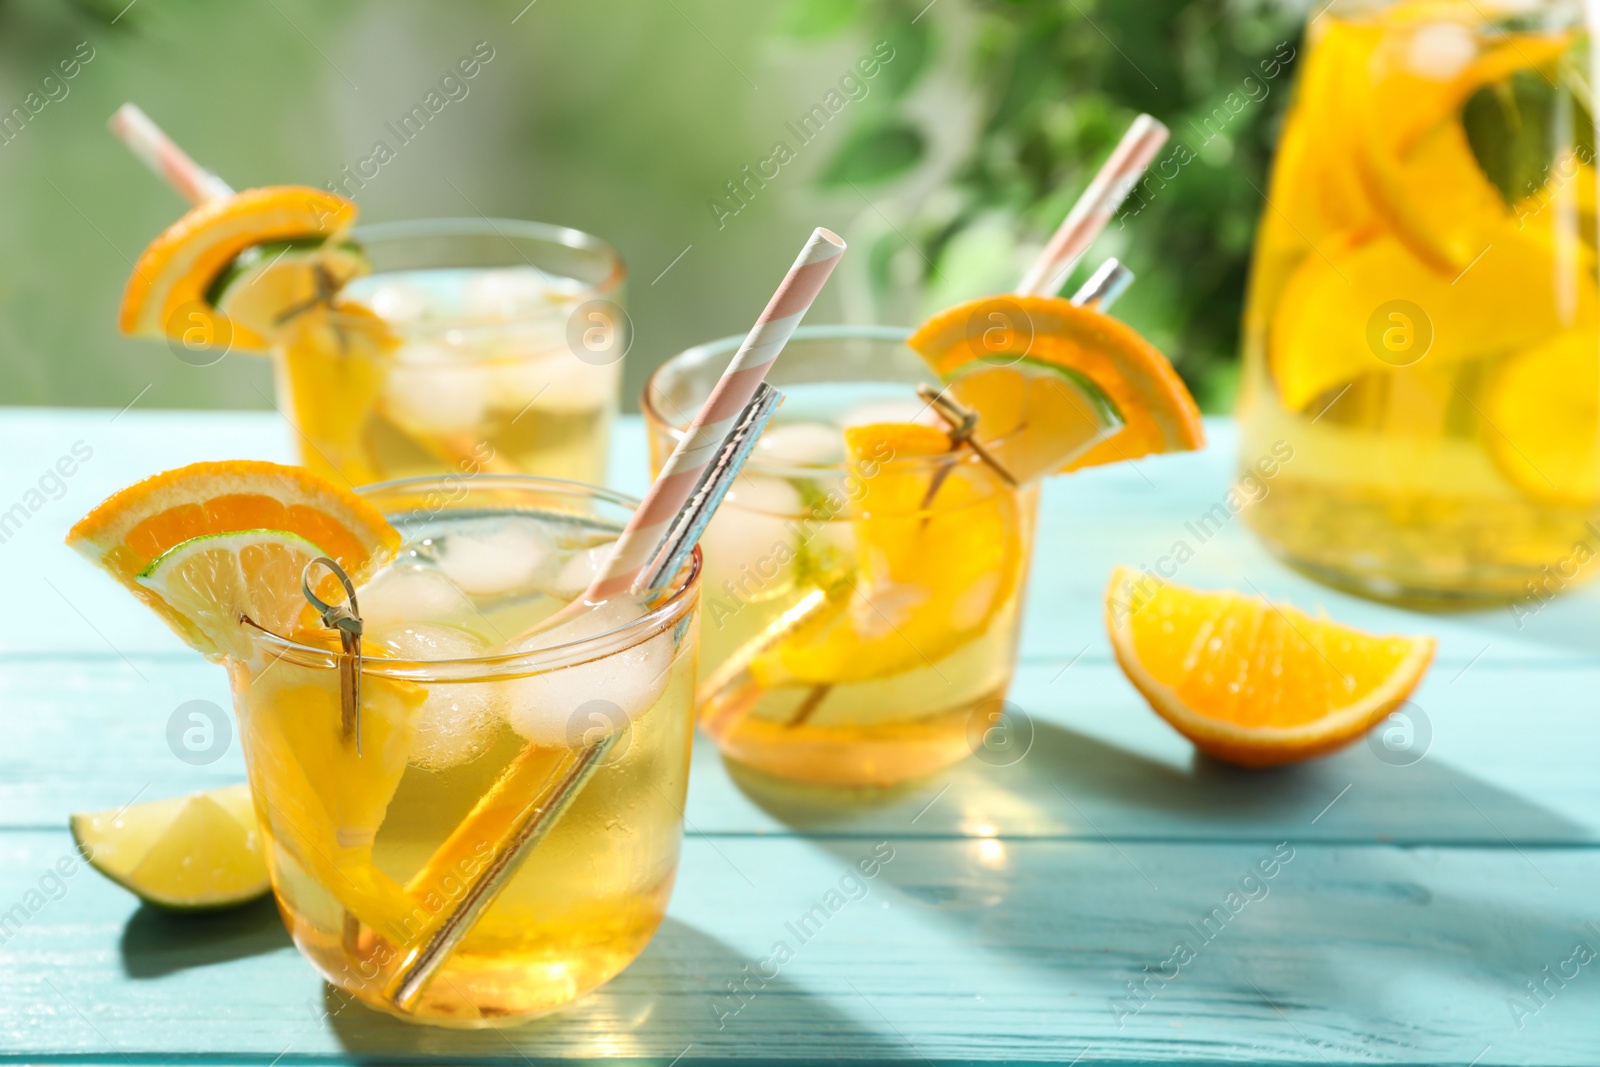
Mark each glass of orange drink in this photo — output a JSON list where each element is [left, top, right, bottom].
[[71, 466, 699, 1026], [118, 198, 625, 489], [271, 220, 626, 488], [1238, 0, 1597, 605], [644, 324, 1141, 788]]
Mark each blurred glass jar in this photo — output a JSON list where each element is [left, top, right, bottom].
[[1236, 0, 1599, 605]]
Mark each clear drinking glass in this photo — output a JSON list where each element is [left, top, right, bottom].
[[1237, 0, 1597, 604], [228, 475, 699, 1026], [274, 219, 626, 488], [644, 326, 1037, 788]]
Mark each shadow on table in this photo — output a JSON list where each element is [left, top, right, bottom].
[[323, 917, 902, 1060], [725, 714, 1590, 845], [727, 717, 1595, 1045], [120, 895, 290, 979], [1440, 582, 1600, 661]]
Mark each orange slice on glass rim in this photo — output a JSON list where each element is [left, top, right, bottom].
[[68, 460, 398, 654], [909, 295, 1204, 473], [1105, 566, 1436, 768], [118, 185, 359, 352]]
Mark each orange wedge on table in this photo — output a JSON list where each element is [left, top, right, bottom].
[[67, 460, 398, 654], [119, 185, 359, 352], [1105, 567, 1435, 767], [909, 295, 1205, 473]]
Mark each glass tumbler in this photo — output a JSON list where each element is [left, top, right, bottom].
[[229, 475, 698, 1026], [645, 326, 1037, 788]]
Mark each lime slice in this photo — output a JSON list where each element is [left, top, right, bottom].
[[944, 355, 1123, 485], [70, 784, 270, 910], [135, 529, 327, 659], [208, 239, 368, 343]]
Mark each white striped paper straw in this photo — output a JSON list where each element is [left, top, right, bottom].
[[1014, 114, 1168, 298], [583, 226, 846, 602], [109, 103, 234, 206]]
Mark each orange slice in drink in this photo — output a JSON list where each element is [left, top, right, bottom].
[[1483, 328, 1600, 506], [1355, 7, 1570, 274], [274, 302, 399, 486], [119, 186, 358, 352], [1268, 228, 1594, 412], [68, 460, 398, 653], [1105, 566, 1436, 767], [909, 295, 1204, 472], [1263, 17, 1383, 251], [750, 423, 1025, 686]]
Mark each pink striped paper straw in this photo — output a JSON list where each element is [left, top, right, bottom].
[[1014, 114, 1168, 298], [583, 226, 846, 602], [109, 103, 233, 206]]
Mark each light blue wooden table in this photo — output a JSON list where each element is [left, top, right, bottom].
[[2, 407, 1597, 1065]]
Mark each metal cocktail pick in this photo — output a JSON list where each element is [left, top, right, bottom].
[[302, 557, 364, 756]]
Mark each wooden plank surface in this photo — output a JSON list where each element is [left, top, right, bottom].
[[1, 409, 1596, 1065]]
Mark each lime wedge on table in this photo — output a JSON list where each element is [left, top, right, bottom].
[[943, 356, 1123, 485], [70, 784, 269, 910], [207, 239, 368, 343], [135, 529, 328, 660]]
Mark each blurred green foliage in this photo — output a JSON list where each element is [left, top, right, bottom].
[[789, 0, 1308, 409], [1, 0, 1308, 415]]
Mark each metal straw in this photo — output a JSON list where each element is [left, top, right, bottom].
[[384, 384, 785, 1012], [1072, 258, 1135, 311], [639, 382, 783, 593]]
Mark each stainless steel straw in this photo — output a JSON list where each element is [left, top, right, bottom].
[[1071, 257, 1135, 310]]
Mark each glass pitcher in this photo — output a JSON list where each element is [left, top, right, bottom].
[[1236, 0, 1597, 608]]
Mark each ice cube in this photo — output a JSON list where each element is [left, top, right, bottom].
[[381, 341, 491, 436], [838, 397, 944, 430], [756, 421, 845, 466], [499, 600, 679, 748], [370, 623, 501, 770], [545, 543, 610, 600], [434, 519, 560, 598], [1406, 22, 1476, 80], [463, 267, 559, 319], [848, 577, 929, 639], [486, 347, 618, 416], [358, 564, 478, 632], [349, 277, 439, 324], [726, 474, 805, 517], [700, 476, 805, 601], [487, 322, 568, 406], [489, 349, 619, 415], [948, 571, 1003, 630]]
